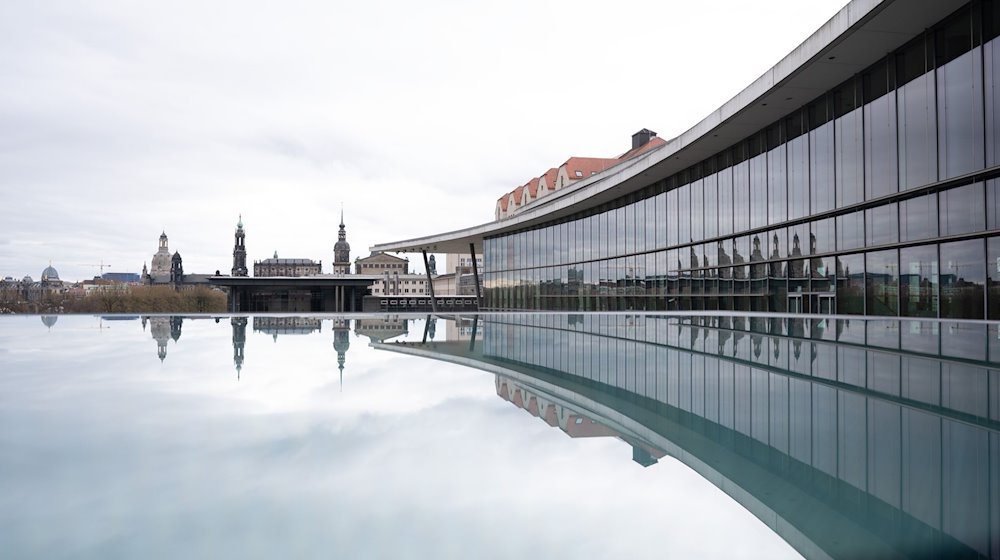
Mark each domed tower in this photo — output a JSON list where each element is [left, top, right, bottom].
[[333, 208, 351, 274], [40, 263, 60, 284], [151, 231, 172, 276], [232, 215, 248, 277]]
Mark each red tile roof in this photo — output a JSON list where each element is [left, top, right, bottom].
[[561, 156, 619, 179], [512, 185, 525, 205], [540, 167, 558, 191], [617, 136, 666, 160], [525, 177, 540, 198]]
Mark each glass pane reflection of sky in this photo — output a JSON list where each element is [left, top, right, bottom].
[[1, 314, 998, 559]]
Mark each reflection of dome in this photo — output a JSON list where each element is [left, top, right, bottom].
[[22, 275, 33, 283], [41, 265, 59, 282], [41, 316, 58, 329]]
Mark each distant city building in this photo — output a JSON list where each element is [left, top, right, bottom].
[[101, 272, 141, 283], [253, 252, 322, 277], [369, 273, 428, 296], [355, 251, 408, 275]]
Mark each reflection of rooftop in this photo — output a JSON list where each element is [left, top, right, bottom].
[[497, 376, 663, 466], [252, 317, 322, 338], [353, 317, 408, 343], [374, 314, 1000, 559]]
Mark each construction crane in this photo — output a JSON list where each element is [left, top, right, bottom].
[[75, 260, 112, 278]]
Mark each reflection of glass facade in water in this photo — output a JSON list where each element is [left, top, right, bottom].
[[385, 314, 1000, 558], [483, 4, 1000, 319]]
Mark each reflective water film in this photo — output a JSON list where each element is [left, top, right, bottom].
[[1, 314, 998, 559]]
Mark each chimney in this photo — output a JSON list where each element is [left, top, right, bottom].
[[632, 128, 657, 150]]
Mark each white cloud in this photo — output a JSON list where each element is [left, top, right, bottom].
[[0, 0, 849, 280]]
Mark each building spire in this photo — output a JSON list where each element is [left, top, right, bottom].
[[340, 202, 344, 227]]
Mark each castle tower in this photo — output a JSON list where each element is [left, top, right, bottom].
[[333, 208, 351, 274], [232, 215, 248, 277]]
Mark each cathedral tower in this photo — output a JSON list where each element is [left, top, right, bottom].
[[333, 209, 351, 274], [232, 215, 248, 277], [151, 231, 171, 276]]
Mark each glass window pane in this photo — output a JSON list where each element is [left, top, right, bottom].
[[866, 203, 899, 247], [667, 191, 678, 247], [900, 244, 939, 317], [837, 211, 865, 251], [865, 94, 899, 199], [898, 73, 938, 190], [986, 36, 1000, 166], [718, 167, 734, 237], [767, 146, 787, 224], [810, 121, 835, 214], [678, 184, 690, 244], [691, 179, 704, 243], [811, 218, 835, 254], [734, 161, 750, 234], [940, 182, 985, 236], [837, 253, 865, 315], [704, 173, 718, 239], [988, 180, 1000, 231], [866, 249, 899, 316], [750, 154, 768, 229], [836, 107, 865, 207], [899, 194, 938, 242], [941, 238, 985, 319], [987, 236, 1000, 319], [938, 48, 985, 178], [787, 136, 808, 220]]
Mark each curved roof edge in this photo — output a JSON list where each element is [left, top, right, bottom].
[[373, 0, 966, 255]]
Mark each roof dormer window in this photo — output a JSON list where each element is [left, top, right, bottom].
[[575, 170, 583, 177]]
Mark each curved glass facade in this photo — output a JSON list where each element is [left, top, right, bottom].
[[484, 2, 1000, 319]]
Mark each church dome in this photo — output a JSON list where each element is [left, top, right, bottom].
[[41, 265, 59, 282], [334, 239, 351, 252]]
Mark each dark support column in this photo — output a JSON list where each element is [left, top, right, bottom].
[[421, 314, 431, 344], [468, 314, 479, 352], [469, 243, 482, 309], [422, 250, 438, 313]]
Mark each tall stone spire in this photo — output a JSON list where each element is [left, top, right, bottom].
[[333, 206, 351, 274], [232, 215, 248, 277]]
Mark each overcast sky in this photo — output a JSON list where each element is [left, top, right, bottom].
[[1, 0, 849, 282]]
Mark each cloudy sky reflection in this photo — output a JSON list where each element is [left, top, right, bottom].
[[0, 315, 799, 559]]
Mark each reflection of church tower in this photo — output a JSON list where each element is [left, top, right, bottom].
[[150, 316, 170, 362], [232, 215, 248, 277], [231, 316, 247, 379], [332, 318, 351, 389], [333, 209, 351, 274], [170, 316, 183, 342]]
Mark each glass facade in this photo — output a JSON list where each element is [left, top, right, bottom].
[[483, 2, 1000, 318]]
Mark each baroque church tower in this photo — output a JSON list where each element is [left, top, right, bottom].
[[232, 215, 248, 277], [151, 231, 172, 276], [333, 209, 351, 274]]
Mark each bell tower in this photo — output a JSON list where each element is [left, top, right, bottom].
[[333, 208, 351, 274], [232, 215, 248, 277]]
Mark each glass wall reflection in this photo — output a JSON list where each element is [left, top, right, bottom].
[[380, 314, 1000, 559]]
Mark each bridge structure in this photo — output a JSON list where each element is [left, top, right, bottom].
[[209, 275, 379, 313]]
